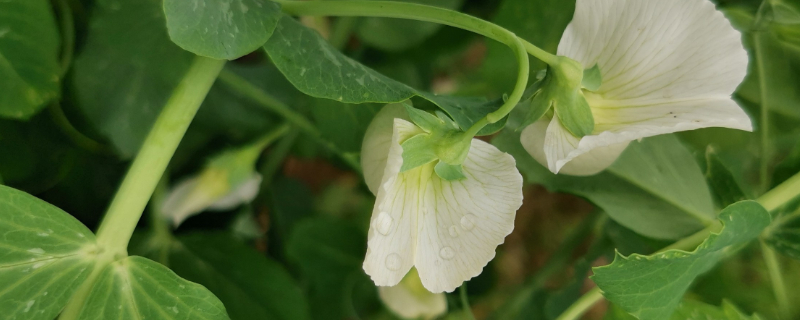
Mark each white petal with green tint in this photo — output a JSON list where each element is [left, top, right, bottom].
[[526, 0, 752, 175], [363, 119, 522, 293], [378, 268, 446, 319], [0, 185, 98, 320], [361, 103, 411, 195]]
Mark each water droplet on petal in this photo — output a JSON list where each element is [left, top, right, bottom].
[[374, 212, 393, 235], [385, 253, 402, 271], [439, 247, 455, 260], [460, 214, 476, 231], [448, 226, 460, 238]]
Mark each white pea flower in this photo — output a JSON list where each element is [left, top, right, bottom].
[[378, 268, 447, 319], [521, 0, 752, 176], [361, 104, 523, 293]]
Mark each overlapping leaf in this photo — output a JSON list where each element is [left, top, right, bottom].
[[164, 0, 282, 59], [0, 0, 60, 119], [493, 131, 715, 239], [264, 15, 507, 135], [0, 185, 98, 320], [592, 201, 771, 320]]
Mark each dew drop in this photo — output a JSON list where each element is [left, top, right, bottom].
[[374, 212, 393, 235], [460, 214, 476, 231], [439, 247, 455, 260], [448, 226, 460, 238], [385, 253, 402, 271]]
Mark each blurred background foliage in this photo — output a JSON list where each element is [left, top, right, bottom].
[[1, 0, 800, 319]]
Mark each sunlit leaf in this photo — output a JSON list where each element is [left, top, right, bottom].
[[592, 201, 771, 320], [0, 185, 97, 319], [705, 146, 749, 208], [0, 0, 60, 119], [164, 0, 282, 60], [606, 299, 762, 320], [77, 256, 229, 320]]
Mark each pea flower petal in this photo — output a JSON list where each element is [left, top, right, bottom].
[[361, 106, 523, 293], [378, 268, 447, 319], [522, 0, 752, 175], [161, 172, 262, 226]]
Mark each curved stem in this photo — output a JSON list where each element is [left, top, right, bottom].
[[56, 0, 74, 76], [277, 0, 537, 137]]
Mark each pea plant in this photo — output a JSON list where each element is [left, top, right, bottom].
[[2, 0, 800, 319]]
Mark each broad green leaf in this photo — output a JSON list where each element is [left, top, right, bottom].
[[492, 131, 715, 239], [592, 201, 771, 320], [0, 0, 60, 119], [0, 185, 97, 319], [132, 232, 310, 320], [164, 0, 282, 60], [705, 147, 748, 208], [286, 217, 367, 320], [264, 15, 505, 135], [606, 300, 762, 320], [77, 256, 229, 320], [765, 213, 800, 260], [356, 0, 464, 52], [71, 0, 194, 157]]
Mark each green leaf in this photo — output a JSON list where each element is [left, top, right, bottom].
[[592, 201, 771, 320], [582, 64, 602, 91], [286, 217, 367, 320], [264, 15, 505, 135], [0, 0, 60, 119], [765, 213, 800, 260], [0, 185, 98, 319], [77, 256, 229, 320], [493, 131, 716, 239], [705, 146, 749, 208], [164, 0, 282, 60], [356, 0, 464, 52], [606, 300, 762, 320], [310, 99, 381, 153], [434, 161, 466, 181], [400, 134, 437, 172], [132, 232, 310, 320], [71, 0, 194, 157]]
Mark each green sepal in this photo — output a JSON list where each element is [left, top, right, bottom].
[[555, 92, 595, 137], [582, 64, 602, 91], [404, 104, 443, 133], [400, 134, 438, 172], [435, 110, 459, 129], [524, 89, 553, 127], [434, 161, 466, 181]]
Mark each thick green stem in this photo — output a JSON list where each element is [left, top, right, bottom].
[[59, 56, 224, 320], [555, 170, 800, 320], [756, 31, 771, 193], [276, 0, 536, 137]]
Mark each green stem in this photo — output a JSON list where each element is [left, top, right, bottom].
[[259, 127, 300, 185], [56, 0, 74, 76], [755, 31, 771, 193], [48, 102, 111, 155], [555, 171, 800, 320], [59, 56, 224, 320], [761, 241, 791, 319], [460, 284, 476, 320], [236, 123, 291, 165], [217, 70, 362, 172], [276, 0, 536, 136]]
